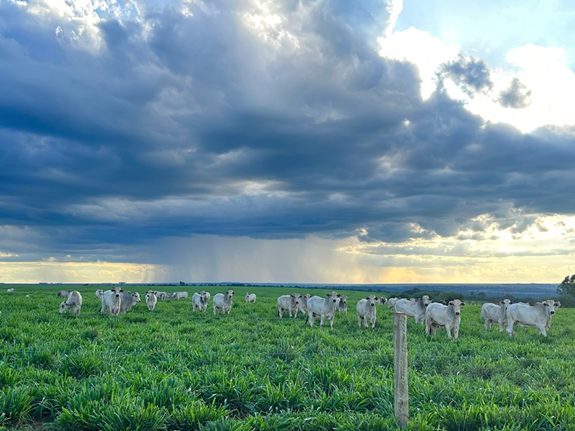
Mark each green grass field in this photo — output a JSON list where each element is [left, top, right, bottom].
[[0, 285, 573, 430]]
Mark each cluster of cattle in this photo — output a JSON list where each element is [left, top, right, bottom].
[[54, 288, 560, 338], [480, 298, 560, 337]]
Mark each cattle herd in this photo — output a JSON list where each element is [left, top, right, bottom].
[[49, 288, 563, 339]]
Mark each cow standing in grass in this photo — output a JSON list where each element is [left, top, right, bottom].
[[213, 290, 234, 315], [245, 293, 256, 303], [295, 294, 311, 318], [337, 295, 348, 313], [506, 301, 558, 337], [277, 295, 300, 318], [59, 291, 83, 316], [192, 292, 209, 312], [481, 299, 511, 331], [425, 299, 464, 339], [394, 296, 431, 323], [306, 293, 341, 328], [356, 296, 386, 329], [145, 291, 158, 311], [119, 291, 141, 313], [100, 287, 123, 316]]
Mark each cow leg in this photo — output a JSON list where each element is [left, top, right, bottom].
[[319, 315, 324, 327], [506, 318, 515, 336], [370, 317, 376, 329], [358, 315, 363, 328], [497, 319, 504, 332], [537, 324, 547, 337], [445, 324, 452, 339], [308, 312, 314, 327]]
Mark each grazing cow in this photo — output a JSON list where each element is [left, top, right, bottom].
[[394, 295, 431, 323], [480, 299, 511, 331], [174, 292, 188, 300], [119, 291, 141, 313], [425, 299, 464, 339], [145, 291, 158, 311], [244, 293, 257, 303], [155, 292, 169, 300], [59, 291, 83, 316], [306, 293, 341, 328], [277, 294, 300, 318], [213, 290, 234, 315], [192, 292, 209, 312], [356, 296, 386, 329], [100, 287, 123, 316], [57, 290, 70, 298], [506, 301, 558, 337], [295, 294, 312, 318], [6, 288, 14, 294]]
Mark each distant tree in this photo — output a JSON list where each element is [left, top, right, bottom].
[[558, 274, 575, 306], [558, 274, 575, 296]]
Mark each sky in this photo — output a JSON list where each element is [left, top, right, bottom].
[[1, 0, 575, 284]]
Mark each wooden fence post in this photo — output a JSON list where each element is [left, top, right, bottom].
[[394, 312, 408, 428]]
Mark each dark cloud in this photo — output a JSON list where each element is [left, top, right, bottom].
[[0, 0, 574, 264], [439, 54, 493, 96], [499, 77, 532, 108]]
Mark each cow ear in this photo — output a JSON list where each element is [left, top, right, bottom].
[[326, 293, 330, 297], [543, 302, 549, 306], [336, 293, 341, 297], [290, 294, 295, 298], [448, 300, 453, 305], [461, 302, 465, 306]]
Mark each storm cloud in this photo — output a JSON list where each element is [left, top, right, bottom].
[[1, 0, 574, 277]]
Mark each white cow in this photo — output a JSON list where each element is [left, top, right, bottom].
[[295, 294, 312, 318], [394, 295, 431, 323], [244, 293, 257, 303], [506, 301, 559, 337], [213, 290, 234, 315], [95, 289, 105, 300], [174, 292, 188, 300], [156, 291, 169, 300], [119, 291, 141, 313], [59, 290, 83, 316], [356, 296, 386, 329], [57, 290, 70, 298], [145, 291, 158, 311], [6, 288, 14, 294], [100, 287, 123, 316], [277, 294, 300, 318], [386, 297, 399, 309], [425, 299, 464, 339], [480, 299, 511, 331], [337, 295, 348, 313], [306, 293, 341, 328], [192, 291, 209, 312]]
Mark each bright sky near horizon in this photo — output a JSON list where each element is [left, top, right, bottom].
[[1, 0, 575, 284]]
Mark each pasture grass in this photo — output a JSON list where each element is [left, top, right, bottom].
[[0, 285, 573, 430]]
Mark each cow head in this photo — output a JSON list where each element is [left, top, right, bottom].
[[366, 295, 377, 308], [448, 299, 464, 316], [421, 295, 432, 307], [542, 301, 557, 315], [500, 298, 511, 306], [58, 301, 67, 314]]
